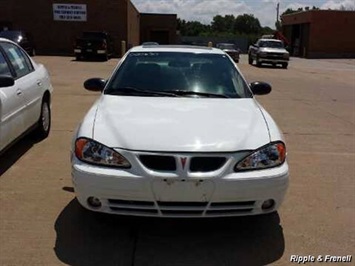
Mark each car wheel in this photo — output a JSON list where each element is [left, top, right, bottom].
[[75, 54, 81, 61], [248, 55, 253, 65], [282, 63, 288, 69], [29, 48, 36, 57], [102, 53, 108, 61], [34, 100, 51, 139]]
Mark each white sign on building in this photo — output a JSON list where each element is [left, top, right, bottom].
[[53, 4, 87, 21]]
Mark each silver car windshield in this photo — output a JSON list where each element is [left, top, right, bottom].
[[105, 52, 252, 98], [259, 41, 284, 48], [218, 44, 236, 50]]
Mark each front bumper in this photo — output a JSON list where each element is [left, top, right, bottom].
[[226, 53, 240, 62], [74, 49, 107, 55], [72, 157, 289, 217], [258, 55, 289, 64]]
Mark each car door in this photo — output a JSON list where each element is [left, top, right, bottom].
[[1, 42, 41, 134], [0, 45, 26, 151]]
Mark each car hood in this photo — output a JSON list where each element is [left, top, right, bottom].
[[260, 47, 288, 53], [92, 96, 270, 152], [223, 49, 239, 53]]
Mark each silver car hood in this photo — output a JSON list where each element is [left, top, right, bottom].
[[92, 96, 270, 152]]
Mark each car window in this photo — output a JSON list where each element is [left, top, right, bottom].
[[1, 42, 32, 78], [0, 51, 12, 76], [106, 52, 251, 98], [19, 49, 34, 71], [218, 44, 235, 50], [0, 31, 21, 42], [82, 32, 107, 40], [259, 41, 284, 48]]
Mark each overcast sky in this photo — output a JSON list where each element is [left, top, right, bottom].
[[131, 0, 355, 28]]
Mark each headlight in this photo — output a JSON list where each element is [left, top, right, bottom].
[[75, 138, 131, 168], [235, 142, 286, 171]]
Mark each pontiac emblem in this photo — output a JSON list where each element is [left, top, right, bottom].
[[180, 157, 187, 169]]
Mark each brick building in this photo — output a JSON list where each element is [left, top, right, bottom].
[[282, 10, 355, 58], [0, 0, 177, 56], [140, 13, 177, 45]]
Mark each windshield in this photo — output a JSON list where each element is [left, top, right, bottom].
[[105, 52, 251, 98], [259, 41, 284, 48], [81, 32, 107, 39], [218, 44, 236, 50], [0, 31, 21, 41]]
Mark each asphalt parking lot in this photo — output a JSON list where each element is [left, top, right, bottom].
[[0, 54, 354, 266]]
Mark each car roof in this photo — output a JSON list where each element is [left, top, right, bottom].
[[0, 37, 17, 44], [259, 39, 283, 42], [130, 45, 225, 55]]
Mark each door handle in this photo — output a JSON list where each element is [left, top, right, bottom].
[[16, 89, 22, 96], [37, 80, 42, 86]]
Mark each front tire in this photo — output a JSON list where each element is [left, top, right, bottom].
[[282, 63, 288, 69], [248, 54, 253, 65], [102, 53, 108, 61], [29, 48, 36, 57], [34, 100, 51, 139]]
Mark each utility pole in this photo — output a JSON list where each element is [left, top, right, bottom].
[[276, 2, 280, 23]]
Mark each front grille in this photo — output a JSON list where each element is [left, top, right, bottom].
[[106, 198, 256, 217], [160, 209, 204, 216], [206, 209, 253, 215], [210, 201, 255, 208], [206, 201, 256, 216], [190, 157, 227, 172], [108, 199, 154, 207], [158, 201, 207, 216], [265, 53, 284, 59], [139, 155, 176, 171], [108, 199, 158, 215], [157, 201, 207, 208]]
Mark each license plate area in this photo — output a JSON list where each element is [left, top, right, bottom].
[[151, 178, 214, 202]]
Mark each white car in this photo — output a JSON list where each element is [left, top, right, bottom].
[[0, 38, 53, 153], [71, 45, 289, 217]]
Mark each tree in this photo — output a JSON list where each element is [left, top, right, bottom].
[[211, 15, 226, 32], [177, 18, 210, 36], [224, 15, 236, 33], [281, 6, 319, 16], [234, 14, 262, 35], [262, 26, 275, 35]]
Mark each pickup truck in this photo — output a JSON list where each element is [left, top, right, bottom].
[[216, 43, 240, 63], [74, 31, 114, 61], [248, 39, 289, 68]]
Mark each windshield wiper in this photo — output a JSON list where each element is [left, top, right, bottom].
[[165, 90, 231, 98], [105, 87, 177, 97]]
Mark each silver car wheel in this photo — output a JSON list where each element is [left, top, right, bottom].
[[41, 102, 50, 132]]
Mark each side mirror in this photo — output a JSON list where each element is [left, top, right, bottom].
[[250, 81, 272, 95], [0, 75, 15, 87], [84, 78, 106, 91]]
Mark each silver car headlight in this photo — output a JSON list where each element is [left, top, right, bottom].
[[74, 138, 131, 168], [235, 142, 286, 171]]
